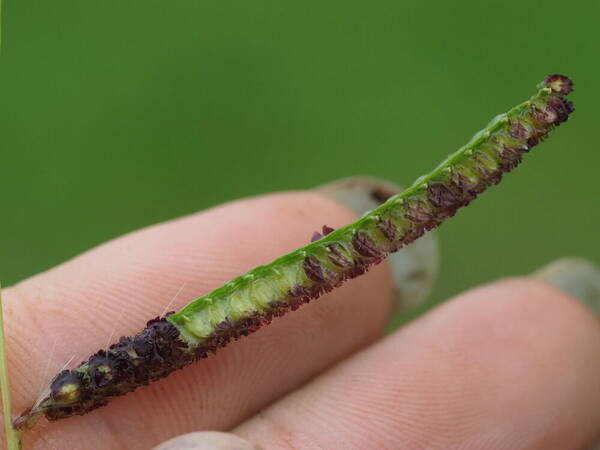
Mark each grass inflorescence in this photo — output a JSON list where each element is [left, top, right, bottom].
[[12, 75, 575, 434]]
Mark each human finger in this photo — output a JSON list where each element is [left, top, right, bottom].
[[235, 277, 600, 449]]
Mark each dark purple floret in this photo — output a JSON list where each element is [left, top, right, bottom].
[[376, 218, 397, 242], [533, 104, 558, 124], [110, 352, 136, 380], [448, 172, 479, 200], [87, 352, 115, 388], [546, 96, 572, 123], [326, 242, 353, 268], [303, 255, 326, 282], [322, 225, 335, 235], [498, 145, 523, 171], [426, 182, 465, 220], [311, 225, 335, 242], [109, 336, 133, 350], [509, 121, 532, 140], [88, 350, 136, 390], [404, 200, 435, 224], [427, 182, 460, 209], [351, 231, 381, 258], [544, 74, 573, 95], [564, 98, 575, 114]]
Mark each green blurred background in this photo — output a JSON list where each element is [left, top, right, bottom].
[[1, 1, 598, 320]]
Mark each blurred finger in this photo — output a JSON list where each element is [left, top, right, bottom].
[[533, 257, 600, 315], [235, 278, 600, 449], [153, 431, 257, 450]]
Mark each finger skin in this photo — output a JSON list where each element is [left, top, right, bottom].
[[235, 279, 600, 450], [3, 192, 393, 449], [153, 431, 257, 450]]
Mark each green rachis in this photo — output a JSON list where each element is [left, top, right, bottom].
[[14, 75, 575, 431]]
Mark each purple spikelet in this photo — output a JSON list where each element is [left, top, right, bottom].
[[303, 255, 327, 282], [311, 232, 323, 242], [351, 232, 382, 258], [326, 242, 353, 268], [43, 317, 192, 421], [311, 225, 335, 242], [322, 225, 335, 235], [544, 74, 573, 96]]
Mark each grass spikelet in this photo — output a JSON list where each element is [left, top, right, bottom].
[[14, 75, 575, 432]]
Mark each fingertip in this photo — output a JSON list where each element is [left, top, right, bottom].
[[153, 431, 258, 450]]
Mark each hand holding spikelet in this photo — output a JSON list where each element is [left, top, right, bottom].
[[6, 75, 575, 439]]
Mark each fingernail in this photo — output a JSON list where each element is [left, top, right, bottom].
[[532, 257, 600, 314], [153, 431, 259, 450], [315, 176, 439, 310]]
